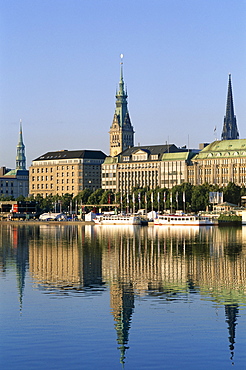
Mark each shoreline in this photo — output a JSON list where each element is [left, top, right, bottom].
[[0, 220, 95, 226]]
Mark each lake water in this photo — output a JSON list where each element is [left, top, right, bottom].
[[0, 223, 246, 369]]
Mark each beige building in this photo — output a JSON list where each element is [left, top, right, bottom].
[[188, 139, 246, 186], [102, 144, 196, 193], [29, 149, 106, 197]]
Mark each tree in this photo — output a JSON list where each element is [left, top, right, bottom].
[[191, 184, 209, 212], [74, 189, 93, 204], [87, 188, 104, 205], [223, 182, 241, 205]]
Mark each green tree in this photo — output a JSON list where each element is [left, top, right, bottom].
[[223, 182, 241, 205], [191, 184, 210, 212], [74, 189, 93, 204], [87, 188, 104, 205]]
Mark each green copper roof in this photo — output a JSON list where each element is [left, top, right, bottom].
[[4, 169, 29, 177], [103, 156, 118, 164], [161, 151, 195, 161], [195, 139, 246, 159]]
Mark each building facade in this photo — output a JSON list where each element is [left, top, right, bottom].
[[0, 122, 29, 198], [102, 144, 195, 193], [188, 139, 246, 186], [109, 56, 134, 157], [29, 150, 106, 197]]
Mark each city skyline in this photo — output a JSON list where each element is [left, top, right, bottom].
[[1, 0, 246, 168]]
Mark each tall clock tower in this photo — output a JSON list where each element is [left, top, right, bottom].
[[109, 55, 134, 157]]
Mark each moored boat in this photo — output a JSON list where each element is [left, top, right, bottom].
[[154, 214, 217, 226], [93, 214, 143, 225]]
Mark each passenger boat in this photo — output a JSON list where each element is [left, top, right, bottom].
[[154, 214, 216, 226], [93, 214, 143, 225]]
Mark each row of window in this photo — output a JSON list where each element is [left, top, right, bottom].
[[1, 182, 14, 187], [31, 165, 76, 174], [32, 184, 75, 191], [0, 190, 14, 194]]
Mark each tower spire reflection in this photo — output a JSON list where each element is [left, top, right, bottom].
[[225, 304, 239, 364], [110, 281, 134, 365]]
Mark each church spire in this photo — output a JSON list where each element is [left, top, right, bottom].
[[221, 74, 239, 140], [16, 120, 26, 170], [109, 55, 134, 157]]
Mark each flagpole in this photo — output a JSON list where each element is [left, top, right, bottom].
[[170, 191, 173, 213], [183, 191, 185, 213]]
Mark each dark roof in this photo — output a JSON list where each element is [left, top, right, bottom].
[[119, 144, 188, 157], [33, 150, 106, 161]]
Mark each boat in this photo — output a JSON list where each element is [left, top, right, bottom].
[[93, 214, 143, 225], [39, 212, 67, 221], [154, 213, 216, 226]]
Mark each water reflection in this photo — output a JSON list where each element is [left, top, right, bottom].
[[0, 224, 246, 365]]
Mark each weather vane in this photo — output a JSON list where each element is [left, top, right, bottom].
[[120, 53, 124, 64]]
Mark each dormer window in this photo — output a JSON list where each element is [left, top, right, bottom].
[[151, 155, 158, 160]]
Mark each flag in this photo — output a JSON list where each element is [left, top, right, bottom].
[[145, 193, 147, 204], [163, 191, 166, 203], [132, 193, 135, 204], [138, 192, 141, 201], [176, 192, 178, 204], [157, 192, 160, 203], [183, 191, 185, 203], [151, 192, 153, 204], [120, 193, 123, 204], [127, 192, 129, 203], [170, 192, 172, 204]]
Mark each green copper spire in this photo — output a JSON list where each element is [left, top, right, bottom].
[[109, 55, 134, 156], [115, 54, 128, 125], [221, 74, 239, 140], [16, 119, 26, 170]]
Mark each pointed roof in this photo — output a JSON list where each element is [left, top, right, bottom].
[[225, 74, 235, 122], [16, 120, 26, 170], [112, 55, 131, 129], [221, 75, 239, 140]]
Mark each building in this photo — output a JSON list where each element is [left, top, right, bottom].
[[102, 144, 195, 193], [0, 122, 29, 198], [103, 58, 198, 193], [109, 55, 134, 157], [221, 74, 239, 140], [188, 139, 246, 186], [29, 149, 106, 197]]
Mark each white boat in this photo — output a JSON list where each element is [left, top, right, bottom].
[[93, 214, 143, 225], [39, 212, 67, 221], [154, 214, 216, 226]]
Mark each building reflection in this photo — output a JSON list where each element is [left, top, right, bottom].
[[0, 223, 246, 364]]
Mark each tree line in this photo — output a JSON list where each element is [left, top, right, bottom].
[[1, 182, 246, 214]]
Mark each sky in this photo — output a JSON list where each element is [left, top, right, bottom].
[[0, 0, 246, 168]]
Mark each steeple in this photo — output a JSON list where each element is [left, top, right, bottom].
[[109, 55, 134, 157], [221, 74, 239, 140], [16, 120, 26, 170]]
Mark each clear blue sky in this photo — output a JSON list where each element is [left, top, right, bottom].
[[1, 0, 246, 168]]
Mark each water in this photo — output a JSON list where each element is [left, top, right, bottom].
[[0, 223, 246, 369]]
